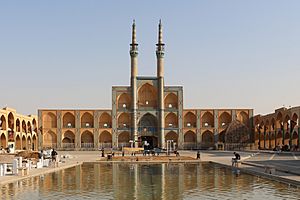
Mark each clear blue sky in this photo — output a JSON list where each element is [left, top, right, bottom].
[[0, 1, 299, 115]]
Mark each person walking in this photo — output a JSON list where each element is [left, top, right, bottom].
[[51, 149, 58, 167], [196, 151, 201, 160]]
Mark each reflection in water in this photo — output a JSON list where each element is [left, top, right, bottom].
[[1, 163, 299, 200]]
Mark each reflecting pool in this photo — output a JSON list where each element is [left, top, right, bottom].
[[1, 163, 299, 200]]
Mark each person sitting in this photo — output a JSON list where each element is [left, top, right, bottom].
[[234, 152, 241, 160], [232, 152, 241, 166]]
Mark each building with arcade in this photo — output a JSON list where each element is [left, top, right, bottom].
[[38, 21, 253, 150]]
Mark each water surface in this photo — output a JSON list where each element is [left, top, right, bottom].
[[1, 163, 299, 200]]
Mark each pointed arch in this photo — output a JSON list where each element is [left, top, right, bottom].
[[165, 131, 178, 143], [184, 130, 196, 149], [164, 93, 178, 109], [81, 112, 94, 128], [237, 111, 249, 126], [117, 93, 131, 109], [292, 131, 299, 146], [165, 113, 178, 128], [202, 112, 214, 128], [22, 135, 26, 150], [219, 130, 226, 143], [138, 83, 158, 109], [291, 113, 298, 131], [16, 119, 20, 132], [138, 113, 158, 136], [219, 112, 232, 127], [99, 130, 112, 149], [81, 130, 93, 143], [16, 135, 21, 150], [27, 135, 32, 150], [270, 133, 276, 149], [99, 131, 112, 143], [284, 132, 290, 145], [271, 118, 276, 131], [202, 130, 214, 149], [118, 113, 131, 128], [62, 130, 75, 148], [184, 131, 196, 143], [43, 130, 57, 148], [8, 112, 14, 131], [0, 115, 6, 130], [265, 133, 270, 149], [184, 112, 196, 128], [276, 112, 283, 129], [118, 131, 130, 143], [43, 112, 57, 128], [22, 120, 27, 133], [81, 130, 94, 148], [0, 133, 7, 148], [99, 112, 112, 128], [63, 112, 75, 128], [276, 130, 283, 146], [32, 119, 37, 133], [32, 135, 37, 151], [284, 114, 291, 132], [27, 121, 32, 133]]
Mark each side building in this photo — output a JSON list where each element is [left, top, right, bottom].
[[0, 107, 38, 151], [254, 106, 300, 150], [38, 21, 254, 151]]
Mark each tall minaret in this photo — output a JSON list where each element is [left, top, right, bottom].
[[130, 20, 139, 147], [156, 20, 165, 148]]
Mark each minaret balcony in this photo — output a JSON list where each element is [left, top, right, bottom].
[[156, 45, 165, 52]]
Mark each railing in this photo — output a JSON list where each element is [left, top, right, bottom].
[[184, 123, 197, 128], [165, 126, 178, 130], [62, 143, 75, 149], [43, 143, 57, 149], [164, 103, 178, 110], [63, 125, 75, 128], [118, 125, 131, 131], [118, 142, 130, 149], [201, 124, 214, 128], [81, 143, 94, 148], [183, 142, 197, 150], [98, 143, 112, 149], [81, 123, 94, 128], [99, 124, 112, 128], [118, 103, 131, 110], [198, 142, 215, 150], [138, 126, 157, 132]]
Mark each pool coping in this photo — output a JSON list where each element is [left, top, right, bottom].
[[0, 161, 83, 186], [210, 161, 300, 188]]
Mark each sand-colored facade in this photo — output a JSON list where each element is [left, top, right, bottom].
[[0, 107, 38, 151], [38, 22, 253, 150], [254, 107, 300, 150]]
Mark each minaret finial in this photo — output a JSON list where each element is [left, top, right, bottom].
[[158, 19, 163, 44], [132, 19, 136, 44], [130, 20, 138, 57]]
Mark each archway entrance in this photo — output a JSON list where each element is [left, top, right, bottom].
[[140, 136, 158, 150], [0, 134, 6, 148], [138, 113, 158, 148]]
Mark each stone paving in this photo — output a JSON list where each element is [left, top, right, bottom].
[[182, 150, 300, 186]]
